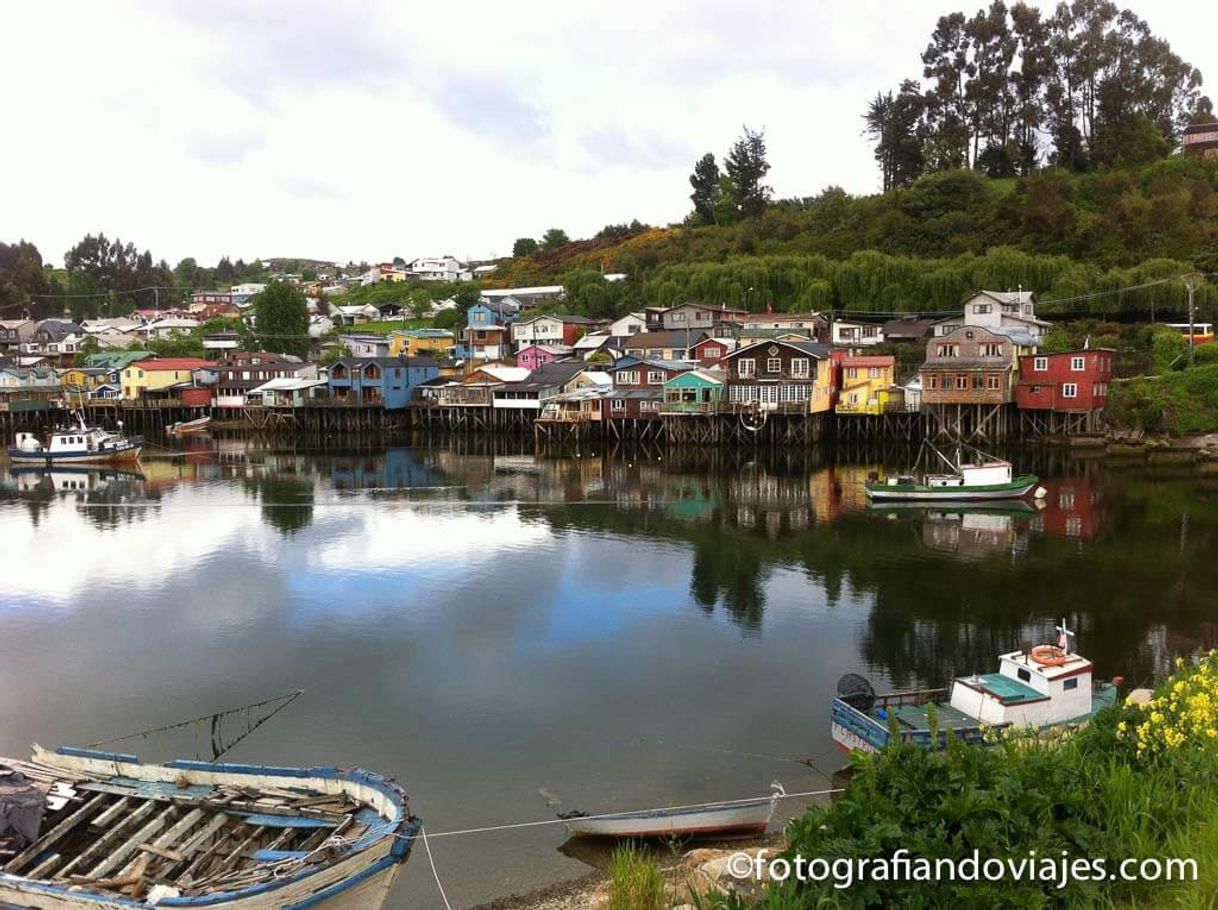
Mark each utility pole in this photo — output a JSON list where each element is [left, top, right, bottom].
[[1184, 274, 1198, 367]]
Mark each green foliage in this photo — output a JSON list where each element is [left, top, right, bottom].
[[725, 126, 772, 219], [1108, 364, 1218, 435], [252, 281, 309, 358], [0, 240, 48, 316], [1150, 325, 1189, 374], [541, 228, 570, 251], [317, 344, 351, 367], [512, 237, 538, 258], [606, 844, 667, 910], [432, 308, 460, 329], [689, 152, 721, 225]]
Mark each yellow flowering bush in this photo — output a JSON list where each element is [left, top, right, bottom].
[[1117, 651, 1218, 756]]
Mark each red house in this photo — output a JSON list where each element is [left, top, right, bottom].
[[1016, 349, 1115, 412], [689, 336, 733, 367]]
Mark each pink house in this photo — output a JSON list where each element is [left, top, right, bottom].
[[516, 344, 574, 371]]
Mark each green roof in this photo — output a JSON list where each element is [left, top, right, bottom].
[[82, 351, 155, 370]]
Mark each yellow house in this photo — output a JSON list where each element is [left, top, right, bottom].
[[60, 367, 114, 391], [121, 358, 210, 400], [835, 354, 896, 415], [388, 329, 455, 358]]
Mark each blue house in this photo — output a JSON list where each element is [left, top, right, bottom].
[[458, 300, 520, 359], [327, 356, 439, 410]]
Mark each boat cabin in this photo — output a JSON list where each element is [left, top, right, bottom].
[[949, 648, 1094, 728]]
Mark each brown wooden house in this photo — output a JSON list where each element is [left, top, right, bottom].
[[722, 340, 834, 413], [918, 325, 1034, 405]]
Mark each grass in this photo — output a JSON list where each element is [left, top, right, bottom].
[[607, 844, 668, 910], [334, 319, 432, 335], [1108, 363, 1218, 435]]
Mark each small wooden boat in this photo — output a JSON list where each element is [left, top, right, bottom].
[[865, 441, 1041, 502], [0, 745, 420, 910], [832, 620, 1120, 754], [559, 792, 778, 839], [167, 416, 212, 436], [9, 414, 141, 466]]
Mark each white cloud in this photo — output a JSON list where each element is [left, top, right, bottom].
[[2, 0, 1213, 266]]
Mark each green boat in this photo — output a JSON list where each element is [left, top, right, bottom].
[[866, 441, 1042, 502]]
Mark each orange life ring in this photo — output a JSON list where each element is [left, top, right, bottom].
[[1031, 645, 1068, 667]]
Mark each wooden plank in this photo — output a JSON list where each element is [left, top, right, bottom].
[[85, 804, 177, 879], [117, 808, 205, 877], [57, 799, 156, 878], [27, 852, 63, 879], [92, 795, 134, 829], [177, 813, 230, 857], [5, 792, 110, 874]]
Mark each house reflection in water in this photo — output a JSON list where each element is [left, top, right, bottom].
[[1031, 477, 1106, 540], [919, 506, 1033, 560]]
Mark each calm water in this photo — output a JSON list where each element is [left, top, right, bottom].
[[1, 440, 1216, 908]]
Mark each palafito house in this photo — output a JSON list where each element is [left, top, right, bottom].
[[388, 328, 456, 358], [834, 354, 897, 415], [121, 358, 211, 400], [722, 339, 834, 413]]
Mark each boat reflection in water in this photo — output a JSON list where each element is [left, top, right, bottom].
[[7, 466, 148, 498], [866, 476, 1107, 560]]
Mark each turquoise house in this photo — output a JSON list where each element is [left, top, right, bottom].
[[662, 368, 725, 414]]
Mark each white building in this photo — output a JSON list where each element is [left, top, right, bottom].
[[831, 319, 885, 346], [230, 283, 267, 307], [608, 312, 646, 336], [408, 257, 471, 283]]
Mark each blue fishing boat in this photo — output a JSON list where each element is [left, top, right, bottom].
[[832, 621, 1120, 754], [0, 745, 420, 910], [9, 413, 141, 466]]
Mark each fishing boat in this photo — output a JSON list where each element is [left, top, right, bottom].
[[9, 414, 141, 466], [865, 441, 1041, 502], [559, 787, 780, 839], [0, 744, 420, 910], [167, 416, 211, 436], [831, 621, 1120, 755]]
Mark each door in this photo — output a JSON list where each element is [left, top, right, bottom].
[[759, 384, 779, 411]]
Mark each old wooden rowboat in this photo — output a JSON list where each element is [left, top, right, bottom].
[[560, 795, 777, 839], [0, 745, 420, 910]]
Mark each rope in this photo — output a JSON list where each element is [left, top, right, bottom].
[[419, 826, 454, 910], [419, 786, 843, 839]]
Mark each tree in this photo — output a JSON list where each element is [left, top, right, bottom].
[[864, 81, 927, 189], [452, 282, 482, 312], [0, 240, 48, 316], [215, 256, 236, 283], [541, 229, 570, 251], [689, 153, 721, 224], [512, 237, 539, 257], [318, 344, 352, 367], [252, 281, 310, 358], [724, 127, 772, 219]]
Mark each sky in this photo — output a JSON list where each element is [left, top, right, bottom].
[[3, 0, 1215, 268]]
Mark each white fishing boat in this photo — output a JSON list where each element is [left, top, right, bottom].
[[832, 620, 1120, 754], [865, 441, 1042, 502], [9, 414, 141, 466], [559, 789, 779, 839], [0, 745, 420, 910]]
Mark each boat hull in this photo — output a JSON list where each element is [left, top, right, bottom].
[[866, 474, 1039, 502], [7, 445, 142, 466], [563, 798, 775, 839], [169, 417, 212, 435]]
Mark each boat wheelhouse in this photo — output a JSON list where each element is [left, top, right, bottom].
[[0, 745, 419, 910], [865, 441, 1040, 502], [832, 621, 1119, 754]]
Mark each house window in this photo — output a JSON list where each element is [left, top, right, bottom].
[[986, 374, 999, 390], [981, 343, 1003, 357], [1093, 382, 1107, 397], [972, 374, 984, 389], [647, 370, 665, 385], [927, 375, 938, 389], [738, 358, 755, 378], [973, 303, 991, 314], [845, 367, 857, 379], [766, 357, 781, 373], [1033, 357, 1048, 371], [936, 344, 959, 358], [868, 367, 881, 379], [1062, 383, 1078, 398], [1071, 356, 1085, 371], [611, 398, 626, 411], [671, 312, 685, 322], [703, 346, 720, 358], [618, 370, 640, 386], [862, 326, 877, 337], [955, 375, 968, 390], [791, 358, 810, 378]]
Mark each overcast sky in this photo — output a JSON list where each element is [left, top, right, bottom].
[[4, 0, 1214, 268]]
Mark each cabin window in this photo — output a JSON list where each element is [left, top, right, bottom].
[[647, 370, 665, 385], [618, 370, 640, 385], [981, 343, 1003, 357], [936, 344, 959, 358], [738, 358, 755, 378], [927, 375, 938, 389], [955, 375, 968, 390], [1033, 357, 1048, 371], [986, 374, 999, 390], [1062, 383, 1078, 398], [973, 304, 990, 314], [704, 346, 720, 358], [1071, 356, 1086, 371], [766, 357, 781, 373], [1063, 678, 1079, 690], [868, 367, 881, 379], [1017, 667, 1031, 682], [791, 358, 810, 378], [611, 398, 626, 411]]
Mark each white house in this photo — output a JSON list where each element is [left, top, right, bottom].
[[510, 314, 594, 349], [408, 257, 471, 283], [481, 285, 564, 309], [338, 333, 391, 358], [608, 312, 646, 336], [831, 319, 885, 346], [308, 315, 336, 338], [230, 283, 267, 307], [961, 290, 1050, 338]]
